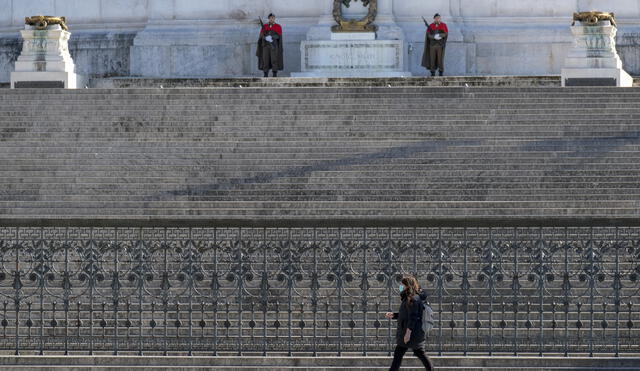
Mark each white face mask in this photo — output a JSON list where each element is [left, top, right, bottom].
[[399, 284, 405, 292]]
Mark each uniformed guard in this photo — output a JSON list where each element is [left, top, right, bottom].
[[421, 13, 448, 77], [256, 13, 284, 77]]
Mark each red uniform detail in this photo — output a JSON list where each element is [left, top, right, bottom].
[[428, 22, 448, 34], [261, 23, 282, 35]]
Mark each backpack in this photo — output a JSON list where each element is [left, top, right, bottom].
[[422, 302, 435, 334]]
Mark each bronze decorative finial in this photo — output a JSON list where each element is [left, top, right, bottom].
[[25, 15, 68, 31], [572, 11, 616, 27]]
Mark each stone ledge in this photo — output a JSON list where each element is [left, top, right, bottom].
[[0, 355, 636, 369], [2, 217, 640, 228], [90, 76, 564, 89]]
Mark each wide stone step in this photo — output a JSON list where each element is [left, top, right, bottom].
[[4, 96, 640, 102], [2, 145, 639, 154], [3, 132, 640, 141], [3, 195, 639, 203], [1, 131, 626, 139], [3, 134, 638, 141], [92, 75, 565, 88], [8, 115, 632, 122], [3, 110, 640, 116], [0, 355, 636, 370], [1, 88, 634, 95], [2, 174, 639, 185], [0, 94, 634, 102], [16, 121, 634, 133], [88, 75, 640, 89], [0, 138, 637, 147], [8, 98, 640, 105], [1, 113, 637, 119], [2, 208, 637, 218], [2, 96, 640, 105], [2, 167, 640, 176], [1, 161, 639, 169], [3, 103, 639, 110], [2, 84, 640, 91], [4, 181, 638, 189]]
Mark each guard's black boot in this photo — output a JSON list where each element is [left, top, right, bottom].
[[272, 71, 278, 77], [430, 70, 436, 77], [438, 70, 443, 76], [263, 71, 269, 77]]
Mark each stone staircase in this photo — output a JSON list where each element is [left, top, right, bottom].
[[1, 86, 640, 222], [1, 82, 640, 368]]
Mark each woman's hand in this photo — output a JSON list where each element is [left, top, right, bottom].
[[384, 312, 394, 319], [404, 329, 412, 344]]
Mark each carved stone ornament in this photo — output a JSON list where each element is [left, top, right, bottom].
[[571, 11, 616, 28], [332, 0, 377, 33], [25, 15, 69, 31]]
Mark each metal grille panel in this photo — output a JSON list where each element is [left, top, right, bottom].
[[0, 227, 637, 356]]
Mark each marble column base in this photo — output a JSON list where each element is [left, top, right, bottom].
[[561, 22, 633, 87], [10, 71, 82, 89], [561, 67, 633, 87], [10, 25, 81, 88]]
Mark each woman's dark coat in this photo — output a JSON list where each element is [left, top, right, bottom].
[[392, 290, 427, 348]]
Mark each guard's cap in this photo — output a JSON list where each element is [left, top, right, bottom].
[[434, 13, 441, 18], [268, 13, 275, 18]]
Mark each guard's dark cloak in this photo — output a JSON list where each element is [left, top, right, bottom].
[[256, 24, 284, 71], [421, 28, 447, 70]]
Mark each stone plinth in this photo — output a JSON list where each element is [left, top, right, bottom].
[[292, 38, 409, 77], [561, 20, 633, 87], [10, 25, 80, 89], [294, 0, 411, 78]]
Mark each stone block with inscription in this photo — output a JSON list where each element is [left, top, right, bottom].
[[294, 38, 408, 77]]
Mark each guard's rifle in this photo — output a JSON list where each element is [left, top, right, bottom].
[[422, 16, 429, 27], [257, 16, 265, 42]]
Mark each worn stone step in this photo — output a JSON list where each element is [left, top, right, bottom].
[[92, 75, 564, 88], [1, 166, 639, 174], [3, 134, 639, 142], [3, 105, 639, 112], [1, 85, 639, 91], [0, 355, 637, 370], [2, 117, 638, 123], [2, 208, 637, 218], [2, 146, 639, 155], [3, 195, 639, 204], [4, 98, 640, 104]]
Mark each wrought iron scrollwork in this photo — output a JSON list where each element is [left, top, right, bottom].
[[0, 226, 636, 356]]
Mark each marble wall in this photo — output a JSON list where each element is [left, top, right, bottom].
[[0, 0, 638, 80]]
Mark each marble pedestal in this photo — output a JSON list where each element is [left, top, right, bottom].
[[561, 21, 633, 87], [292, 32, 411, 78], [10, 25, 81, 89]]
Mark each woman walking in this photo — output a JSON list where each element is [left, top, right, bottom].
[[385, 276, 434, 371]]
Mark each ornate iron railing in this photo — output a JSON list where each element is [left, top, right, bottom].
[[0, 226, 638, 356]]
